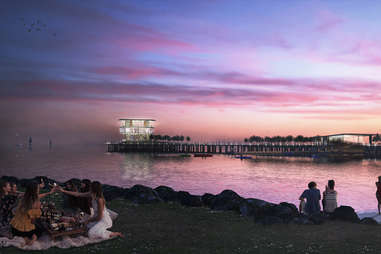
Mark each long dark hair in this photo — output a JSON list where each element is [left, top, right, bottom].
[[81, 179, 91, 192], [328, 180, 335, 190], [90, 181, 104, 199], [0, 180, 9, 198], [19, 182, 39, 213]]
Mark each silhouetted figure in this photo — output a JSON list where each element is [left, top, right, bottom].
[[28, 136, 32, 150], [49, 139, 52, 149], [299, 181, 321, 215]]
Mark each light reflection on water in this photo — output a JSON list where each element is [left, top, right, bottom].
[[1, 145, 381, 213]]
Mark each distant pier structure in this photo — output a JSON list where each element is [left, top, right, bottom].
[[107, 131, 381, 159], [119, 118, 155, 142]]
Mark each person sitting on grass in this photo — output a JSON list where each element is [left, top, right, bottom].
[[322, 180, 337, 214], [376, 176, 381, 214], [78, 179, 92, 215], [58, 181, 124, 239], [10, 182, 24, 198], [0, 181, 18, 228], [10, 182, 56, 246], [299, 181, 321, 215], [62, 180, 80, 215]]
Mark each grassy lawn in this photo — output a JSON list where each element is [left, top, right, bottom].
[[4, 198, 381, 254]]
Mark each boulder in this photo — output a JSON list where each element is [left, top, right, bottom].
[[103, 185, 126, 201], [201, 193, 215, 207], [154, 186, 178, 202], [257, 216, 283, 225], [177, 191, 203, 207], [0, 176, 19, 184], [360, 217, 378, 225], [239, 198, 270, 217], [332, 206, 360, 222], [308, 212, 326, 225], [211, 190, 244, 211], [125, 184, 162, 204], [255, 203, 298, 223]]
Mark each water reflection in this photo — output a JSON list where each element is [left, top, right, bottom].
[[121, 153, 155, 181], [2, 146, 381, 213]]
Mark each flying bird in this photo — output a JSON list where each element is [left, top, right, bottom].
[[20, 18, 56, 36]]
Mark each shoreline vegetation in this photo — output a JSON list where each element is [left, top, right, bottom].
[[2, 176, 381, 253]]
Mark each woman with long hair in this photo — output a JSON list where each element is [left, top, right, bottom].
[[59, 181, 123, 239], [10, 182, 42, 246]]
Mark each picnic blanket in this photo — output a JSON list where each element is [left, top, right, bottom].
[[0, 208, 119, 250], [0, 233, 114, 250]]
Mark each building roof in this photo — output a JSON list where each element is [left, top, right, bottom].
[[119, 118, 156, 121], [324, 133, 375, 137]]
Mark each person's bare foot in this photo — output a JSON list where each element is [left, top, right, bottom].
[[21, 237, 29, 247], [110, 232, 124, 238], [27, 234, 37, 246]]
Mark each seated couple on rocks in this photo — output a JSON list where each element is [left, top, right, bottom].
[[299, 180, 337, 215]]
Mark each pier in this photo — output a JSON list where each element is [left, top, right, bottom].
[[107, 142, 381, 159]]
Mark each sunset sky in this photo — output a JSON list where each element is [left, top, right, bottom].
[[1, 0, 381, 145]]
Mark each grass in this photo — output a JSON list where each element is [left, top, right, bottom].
[[4, 198, 381, 254]]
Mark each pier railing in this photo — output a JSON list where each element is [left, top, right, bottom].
[[107, 141, 381, 158]]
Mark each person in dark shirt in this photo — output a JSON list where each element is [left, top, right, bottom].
[[78, 179, 92, 215], [299, 181, 321, 215], [376, 176, 381, 214], [0, 181, 17, 227], [62, 180, 79, 215]]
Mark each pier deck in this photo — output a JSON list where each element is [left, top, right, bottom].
[[107, 142, 381, 159]]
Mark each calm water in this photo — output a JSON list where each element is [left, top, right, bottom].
[[2, 144, 381, 213]]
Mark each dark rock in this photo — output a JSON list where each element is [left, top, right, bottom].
[[211, 190, 244, 211], [0, 176, 19, 184], [255, 203, 298, 223], [239, 198, 270, 217], [155, 186, 178, 202], [103, 185, 126, 201], [257, 216, 283, 225], [332, 206, 360, 222], [125, 184, 162, 204], [201, 193, 215, 207], [177, 191, 203, 207], [308, 212, 326, 225], [360, 217, 378, 225]]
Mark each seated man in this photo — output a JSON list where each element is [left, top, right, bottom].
[[62, 180, 80, 215], [299, 181, 321, 215]]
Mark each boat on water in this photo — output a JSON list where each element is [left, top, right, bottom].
[[234, 155, 252, 159], [154, 154, 191, 158], [194, 153, 213, 157]]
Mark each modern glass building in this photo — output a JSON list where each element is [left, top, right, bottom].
[[322, 133, 375, 145], [119, 119, 155, 142]]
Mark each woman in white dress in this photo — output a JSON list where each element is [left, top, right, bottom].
[[59, 181, 123, 239]]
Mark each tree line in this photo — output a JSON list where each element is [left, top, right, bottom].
[[150, 134, 191, 142], [244, 135, 322, 143]]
